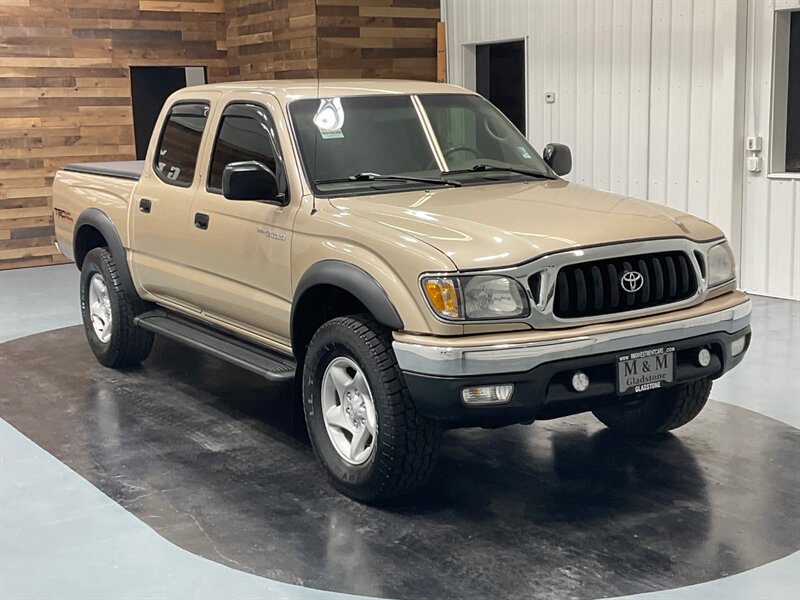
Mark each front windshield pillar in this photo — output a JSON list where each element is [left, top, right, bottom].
[[411, 95, 447, 172]]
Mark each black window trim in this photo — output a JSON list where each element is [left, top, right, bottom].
[[205, 101, 289, 203], [152, 100, 211, 188]]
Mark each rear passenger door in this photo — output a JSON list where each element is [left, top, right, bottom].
[[130, 99, 214, 312], [189, 100, 298, 345]]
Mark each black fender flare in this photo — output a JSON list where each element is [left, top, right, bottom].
[[73, 208, 137, 297], [291, 260, 404, 342]]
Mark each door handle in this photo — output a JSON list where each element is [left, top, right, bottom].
[[139, 198, 152, 213], [194, 212, 209, 230]]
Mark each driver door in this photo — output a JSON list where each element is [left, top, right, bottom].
[[188, 100, 298, 346]]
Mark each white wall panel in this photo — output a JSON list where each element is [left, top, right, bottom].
[[574, 1, 597, 186], [647, 0, 672, 209], [645, 0, 746, 237], [444, 0, 800, 300], [665, 0, 693, 215], [708, 0, 746, 258], [592, 1, 614, 193], [686, 0, 715, 219], [628, 0, 652, 199]]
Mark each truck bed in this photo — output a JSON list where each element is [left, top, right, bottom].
[[53, 162, 142, 261], [62, 160, 143, 181]]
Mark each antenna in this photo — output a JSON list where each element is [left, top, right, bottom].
[[311, 17, 321, 216]]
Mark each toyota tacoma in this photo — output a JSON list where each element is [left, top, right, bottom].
[[52, 80, 751, 501]]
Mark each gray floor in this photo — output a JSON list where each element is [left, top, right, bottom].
[[0, 264, 798, 600], [0, 264, 81, 344]]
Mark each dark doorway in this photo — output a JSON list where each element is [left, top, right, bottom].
[[130, 67, 206, 160], [476, 40, 526, 135]]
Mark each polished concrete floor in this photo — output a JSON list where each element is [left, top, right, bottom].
[[1, 265, 799, 600]]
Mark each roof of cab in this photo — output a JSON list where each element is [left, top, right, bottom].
[[175, 79, 473, 103]]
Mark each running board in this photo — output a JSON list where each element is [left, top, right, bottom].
[[134, 310, 296, 382]]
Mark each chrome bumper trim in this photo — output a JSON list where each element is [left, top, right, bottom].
[[393, 299, 752, 377]]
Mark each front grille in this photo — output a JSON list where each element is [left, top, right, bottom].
[[546, 251, 698, 319]]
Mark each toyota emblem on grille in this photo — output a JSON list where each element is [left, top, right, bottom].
[[620, 270, 644, 293]]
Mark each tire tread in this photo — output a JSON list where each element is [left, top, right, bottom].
[[593, 378, 712, 434]]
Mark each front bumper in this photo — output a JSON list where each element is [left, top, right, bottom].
[[394, 295, 752, 427]]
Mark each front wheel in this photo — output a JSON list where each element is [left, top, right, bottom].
[[592, 378, 712, 435], [303, 314, 441, 502]]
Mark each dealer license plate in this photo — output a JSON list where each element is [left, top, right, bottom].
[[616, 346, 675, 395]]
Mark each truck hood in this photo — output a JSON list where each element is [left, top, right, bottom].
[[329, 180, 724, 270]]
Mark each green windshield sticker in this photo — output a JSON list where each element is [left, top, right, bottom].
[[517, 146, 532, 159], [320, 129, 344, 139]]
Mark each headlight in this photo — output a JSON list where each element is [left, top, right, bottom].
[[707, 241, 736, 287], [462, 275, 528, 319], [421, 275, 528, 320]]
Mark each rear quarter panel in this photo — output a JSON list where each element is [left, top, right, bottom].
[[52, 171, 135, 261]]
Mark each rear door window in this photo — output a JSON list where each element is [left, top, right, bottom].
[[154, 103, 209, 187]]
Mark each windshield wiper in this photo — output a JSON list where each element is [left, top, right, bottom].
[[443, 163, 557, 180], [316, 172, 461, 187]]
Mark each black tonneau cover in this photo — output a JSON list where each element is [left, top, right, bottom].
[[62, 160, 144, 181]]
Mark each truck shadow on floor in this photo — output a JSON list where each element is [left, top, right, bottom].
[[1, 327, 798, 600]]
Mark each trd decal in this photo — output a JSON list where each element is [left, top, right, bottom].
[[54, 208, 74, 223]]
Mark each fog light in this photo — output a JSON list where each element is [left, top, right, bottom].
[[461, 384, 514, 405], [697, 348, 711, 367], [731, 336, 747, 357], [571, 371, 590, 392]]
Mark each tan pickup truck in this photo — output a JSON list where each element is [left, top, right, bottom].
[[53, 80, 751, 501]]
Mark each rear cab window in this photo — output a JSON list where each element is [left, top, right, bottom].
[[154, 102, 210, 187]]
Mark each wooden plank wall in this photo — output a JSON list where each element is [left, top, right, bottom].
[[1, 0, 440, 270], [0, 0, 227, 269], [225, 0, 440, 82], [225, 0, 318, 80], [316, 0, 439, 80]]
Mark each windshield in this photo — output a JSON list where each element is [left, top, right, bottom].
[[290, 93, 552, 195]]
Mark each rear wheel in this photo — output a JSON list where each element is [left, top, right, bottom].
[[303, 314, 441, 501], [80, 247, 154, 368], [592, 378, 712, 435]]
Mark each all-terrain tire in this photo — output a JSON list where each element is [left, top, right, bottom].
[[592, 378, 712, 435], [80, 247, 154, 368], [303, 314, 441, 502]]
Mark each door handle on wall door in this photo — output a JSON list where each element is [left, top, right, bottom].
[[139, 198, 152, 213], [194, 213, 209, 230]]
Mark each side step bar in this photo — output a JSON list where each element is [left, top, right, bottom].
[[134, 310, 296, 382]]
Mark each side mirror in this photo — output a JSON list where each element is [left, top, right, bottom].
[[222, 161, 283, 204], [542, 143, 572, 176]]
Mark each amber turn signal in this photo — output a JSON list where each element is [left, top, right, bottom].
[[422, 277, 461, 319]]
